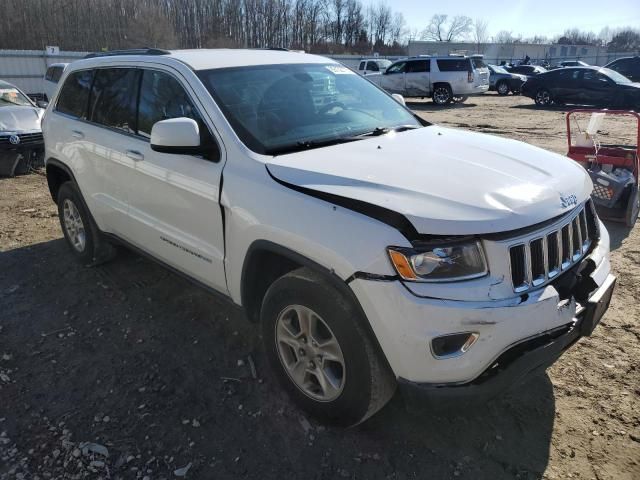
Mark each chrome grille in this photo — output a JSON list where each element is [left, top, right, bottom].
[[0, 132, 44, 147], [509, 202, 598, 293]]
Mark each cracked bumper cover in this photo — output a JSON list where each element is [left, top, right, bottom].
[[349, 232, 613, 390]]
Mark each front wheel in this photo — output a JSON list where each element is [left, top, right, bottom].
[[432, 85, 453, 105], [534, 88, 552, 106], [261, 267, 396, 426], [625, 184, 639, 228], [496, 81, 510, 96]]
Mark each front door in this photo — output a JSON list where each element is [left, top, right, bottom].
[[123, 68, 227, 293], [380, 61, 406, 94], [404, 60, 430, 96]]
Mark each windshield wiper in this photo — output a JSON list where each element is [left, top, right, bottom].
[[265, 136, 364, 155], [356, 125, 421, 137]]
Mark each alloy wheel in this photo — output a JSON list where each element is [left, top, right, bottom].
[[63, 199, 86, 252], [275, 304, 346, 402]]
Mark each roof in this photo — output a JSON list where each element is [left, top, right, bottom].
[[77, 48, 336, 71], [169, 49, 333, 70]]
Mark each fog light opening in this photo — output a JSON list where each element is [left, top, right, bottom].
[[431, 332, 479, 359]]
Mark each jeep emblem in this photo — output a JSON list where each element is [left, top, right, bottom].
[[9, 134, 20, 145], [560, 194, 578, 208]]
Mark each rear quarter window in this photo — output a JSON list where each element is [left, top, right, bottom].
[[436, 59, 471, 72], [55, 70, 94, 118]]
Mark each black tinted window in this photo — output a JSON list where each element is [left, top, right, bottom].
[[137, 70, 202, 138], [436, 59, 471, 72], [45, 67, 54, 81], [407, 60, 429, 73], [366, 61, 379, 71], [89, 68, 138, 133], [56, 70, 93, 118], [51, 67, 64, 82]]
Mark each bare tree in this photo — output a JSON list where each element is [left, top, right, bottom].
[[421, 14, 472, 42], [494, 30, 520, 44], [472, 18, 489, 51]]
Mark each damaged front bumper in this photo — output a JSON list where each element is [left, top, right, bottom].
[[349, 229, 614, 396]]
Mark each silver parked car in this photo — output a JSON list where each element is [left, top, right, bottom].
[[0, 80, 46, 176]]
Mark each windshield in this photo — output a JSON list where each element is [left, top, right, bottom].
[[198, 63, 421, 155], [472, 57, 487, 69], [0, 87, 33, 107], [377, 60, 392, 69], [490, 65, 508, 74], [600, 67, 632, 84]]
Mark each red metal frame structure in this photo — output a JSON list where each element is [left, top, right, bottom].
[[566, 109, 639, 180]]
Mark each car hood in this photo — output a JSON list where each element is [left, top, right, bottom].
[[266, 126, 593, 236], [0, 105, 43, 132]]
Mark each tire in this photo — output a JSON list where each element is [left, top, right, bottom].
[[432, 84, 453, 105], [452, 95, 468, 103], [625, 184, 639, 228], [57, 181, 115, 266], [261, 267, 396, 426], [534, 88, 552, 106], [496, 81, 510, 96]]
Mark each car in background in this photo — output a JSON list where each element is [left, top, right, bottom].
[[555, 60, 590, 68], [505, 64, 547, 78], [367, 55, 489, 105], [43, 63, 69, 101], [604, 56, 640, 83], [488, 64, 527, 95], [356, 58, 392, 76], [521, 66, 640, 108], [0, 80, 45, 176]]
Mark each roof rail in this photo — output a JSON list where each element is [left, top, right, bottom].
[[83, 48, 171, 59]]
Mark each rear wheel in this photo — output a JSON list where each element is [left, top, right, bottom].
[[496, 81, 510, 96], [57, 182, 115, 266], [432, 85, 453, 105], [625, 184, 639, 228], [261, 267, 396, 426], [534, 88, 552, 106]]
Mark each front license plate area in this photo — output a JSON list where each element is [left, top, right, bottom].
[[580, 274, 616, 336]]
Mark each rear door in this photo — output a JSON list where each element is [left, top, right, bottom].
[[380, 61, 406, 94], [404, 60, 430, 96], [471, 57, 490, 88], [365, 61, 380, 76], [123, 67, 227, 292]]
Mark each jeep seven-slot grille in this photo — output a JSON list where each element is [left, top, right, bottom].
[[509, 202, 598, 293]]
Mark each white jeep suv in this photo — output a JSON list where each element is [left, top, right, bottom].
[[42, 48, 615, 426]]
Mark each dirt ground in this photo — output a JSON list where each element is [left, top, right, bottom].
[[1, 93, 638, 480]]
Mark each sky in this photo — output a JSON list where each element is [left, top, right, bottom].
[[365, 0, 640, 40]]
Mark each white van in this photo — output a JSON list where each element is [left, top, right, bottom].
[[356, 58, 392, 76], [43, 63, 68, 101], [42, 49, 615, 425]]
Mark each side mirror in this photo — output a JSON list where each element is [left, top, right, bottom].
[[36, 100, 48, 109], [391, 94, 406, 106], [150, 118, 201, 155]]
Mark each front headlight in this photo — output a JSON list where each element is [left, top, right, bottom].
[[387, 241, 488, 282]]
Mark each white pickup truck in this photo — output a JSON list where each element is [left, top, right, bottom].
[[43, 48, 614, 426], [367, 55, 490, 105]]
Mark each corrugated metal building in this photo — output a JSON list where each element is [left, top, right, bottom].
[[407, 41, 636, 66], [0, 49, 87, 95]]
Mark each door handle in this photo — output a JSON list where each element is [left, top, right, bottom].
[[125, 150, 144, 162], [71, 130, 84, 139]]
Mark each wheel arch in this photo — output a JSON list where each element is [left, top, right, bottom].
[[45, 158, 75, 202]]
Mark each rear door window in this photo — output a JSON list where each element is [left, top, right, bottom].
[[358, 61, 365, 71], [55, 70, 94, 119], [436, 59, 471, 72], [366, 61, 379, 72], [406, 60, 429, 73], [89, 68, 139, 134], [51, 66, 64, 82]]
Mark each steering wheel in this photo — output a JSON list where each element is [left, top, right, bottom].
[[319, 101, 346, 115]]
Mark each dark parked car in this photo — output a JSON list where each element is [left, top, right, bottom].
[[0, 80, 46, 176], [521, 66, 640, 108], [505, 64, 547, 78], [604, 56, 640, 83], [488, 65, 527, 95]]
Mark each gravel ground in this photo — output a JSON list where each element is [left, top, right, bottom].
[[1, 93, 639, 479]]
